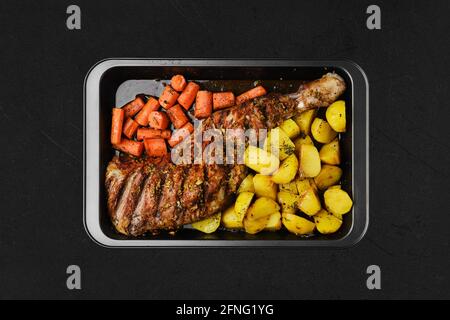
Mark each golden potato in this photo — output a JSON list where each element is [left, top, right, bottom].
[[237, 173, 255, 193], [294, 135, 314, 154], [221, 206, 243, 229], [326, 100, 346, 132], [282, 213, 315, 235], [253, 174, 278, 200], [309, 179, 319, 193], [298, 144, 321, 178], [319, 138, 340, 165], [265, 211, 282, 231], [280, 119, 300, 139], [298, 188, 321, 216], [328, 185, 341, 190], [192, 212, 221, 234], [244, 215, 270, 234], [314, 165, 343, 190], [272, 154, 299, 184], [244, 146, 280, 175], [246, 197, 280, 220], [277, 191, 300, 215], [324, 188, 353, 215], [314, 209, 343, 234], [331, 212, 343, 220], [279, 181, 298, 194], [234, 192, 254, 221], [264, 128, 296, 160], [311, 118, 337, 144], [294, 109, 317, 135], [295, 178, 316, 196]]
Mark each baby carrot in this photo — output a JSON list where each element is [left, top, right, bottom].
[[236, 86, 267, 105], [213, 92, 235, 110], [111, 108, 125, 145], [194, 90, 213, 119], [137, 128, 171, 140], [122, 118, 139, 139], [159, 85, 179, 109], [168, 122, 194, 147], [170, 75, 187, 92], [135, 97, 159, 126], [122, 97, 145, 117], [166, 104, 189, 129], [144, 138, 168, 157], [178, 82, 200, 110], [143, 96, 160, 111], [113, 139, 144, 157], [148, 111, 170, 130]]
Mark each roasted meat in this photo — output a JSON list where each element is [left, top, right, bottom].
[[106, 73, 346, 235]]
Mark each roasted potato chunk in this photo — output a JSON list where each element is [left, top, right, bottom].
[[319, 138, 341, 165], [314, 209, 343, 234], [234, 192, 254, 221], [246, 197, 280, 220], [279, 181, 298, 194], [264, 128, 296, 160], [244, 215, 270, 234], [298, 144, 321, 178], [282, 213, 315, 235], [314, 165, 343, 190], [298, 188, 321, 216], [280, 119, 300, 139], [192, 212, 221, 234], [245, 146, 280, 175], [328, 185, 341, 190], [237, 173, 255, 193], [311, 118, 337, 144], [277, 191, 300, 215], [294, 109, 317, 135], [295, 178, 317, 196], [326, 100, 346, 132], [272, 154, 299, 184], [253, 174, 278, 200], [324, 187, 353, 215], [222, 206, 243, 229], [294, 135, 314, 154], [265, 211, 282, 231]]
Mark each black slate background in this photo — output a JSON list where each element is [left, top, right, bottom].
[[0, 0, 449, 299]]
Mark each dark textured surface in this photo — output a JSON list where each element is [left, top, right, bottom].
[[0, 0, 449, 299]]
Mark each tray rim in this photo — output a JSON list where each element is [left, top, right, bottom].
[[83, 58, 369, 248]]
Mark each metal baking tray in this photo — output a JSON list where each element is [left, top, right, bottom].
[[84, 59, 368, 247]]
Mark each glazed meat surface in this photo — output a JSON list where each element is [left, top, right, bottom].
[[106, 73, 346, 235], [106, 156, 246, 236]]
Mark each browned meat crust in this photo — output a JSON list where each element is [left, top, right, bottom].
[[106, 156, 237, 235]]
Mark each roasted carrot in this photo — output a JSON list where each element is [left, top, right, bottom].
[[178, 82, 200, 110], [144, 96, 160, 111], [159, 85, 179, 109], [170, 75, 187, 92], [194, 90, 213, 119], [137, 128, 171, 140], [135, 98, 159, 126], [113, 139, 144, 157], [236, 86, 267, 105], [166, 104, 189, 129], [111, 108, 125, 145], [168, 122, 194, 147], [122, 97, 145, 117], [148, 111, 170, 130], [144, 138, 168, 157], [122, 118, 139, 139], [213, 92, 235, 110]]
